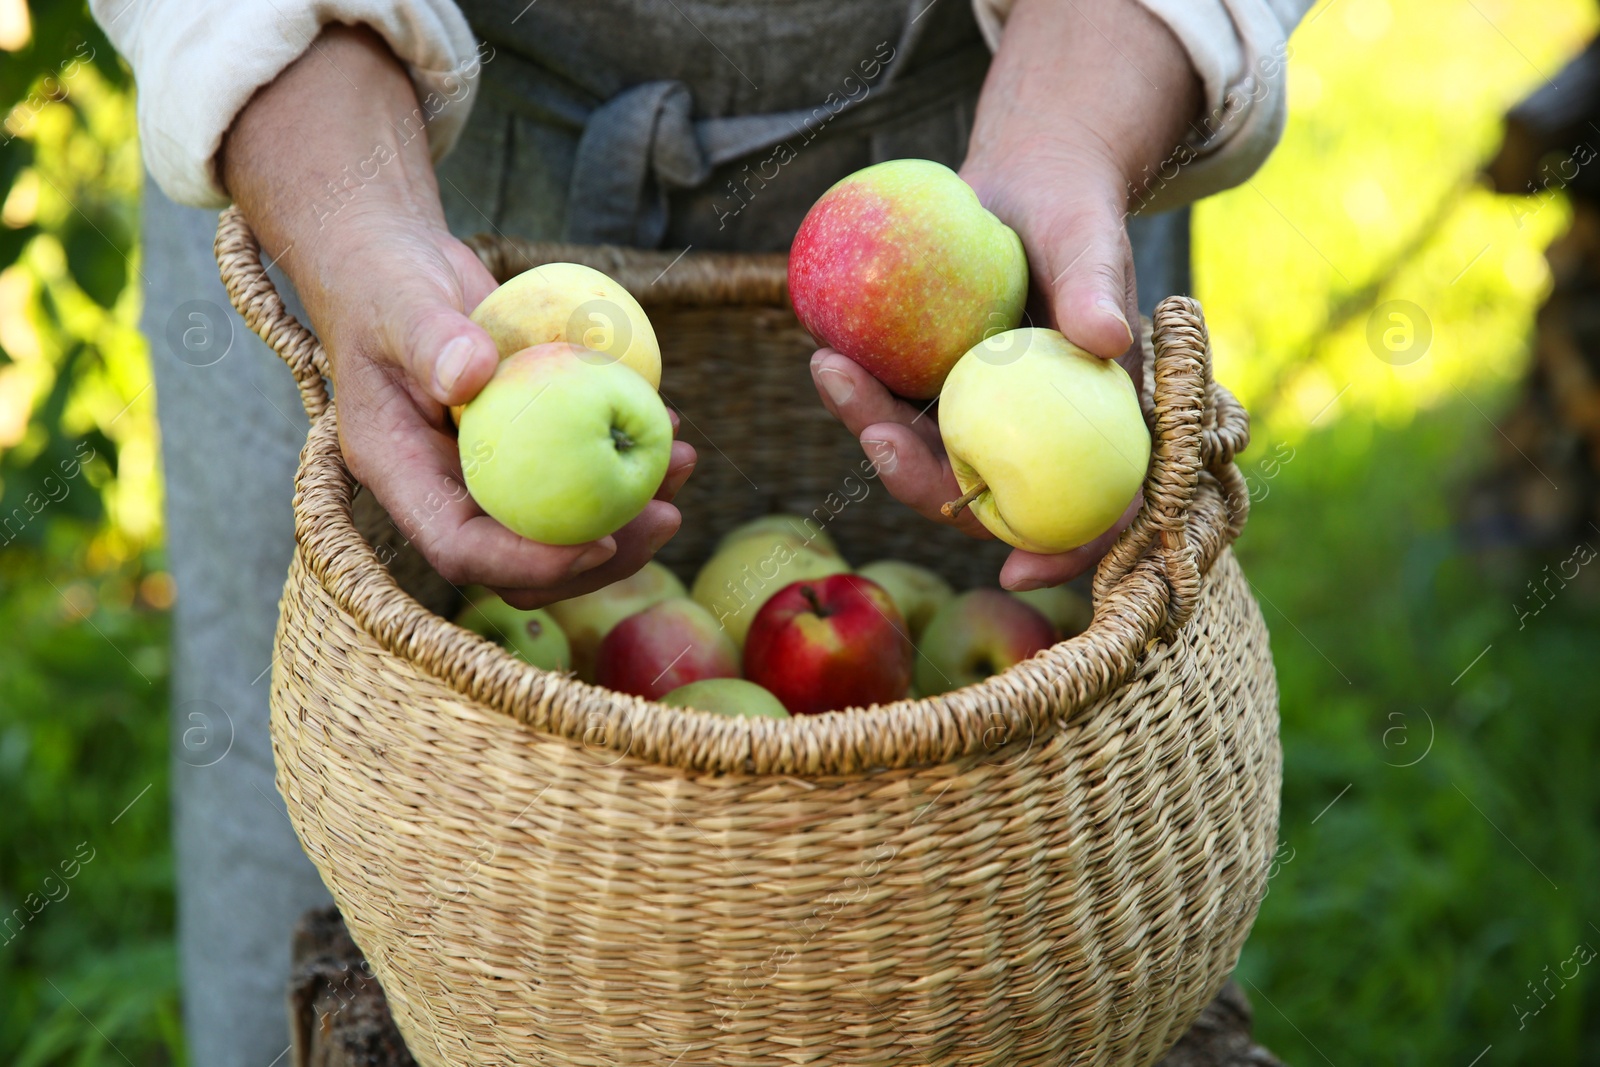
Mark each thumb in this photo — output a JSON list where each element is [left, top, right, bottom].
[[1036, 196, 1139, 362], [391, 301, 501, 408]]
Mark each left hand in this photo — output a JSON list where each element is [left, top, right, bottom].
[[812, 0, 1200, 590]]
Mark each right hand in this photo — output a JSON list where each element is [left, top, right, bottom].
[[221, 25, 693, 608]]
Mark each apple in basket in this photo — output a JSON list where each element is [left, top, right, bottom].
[[855, 559, 952, 642], [547, 561, 685, 682], [458, 342, 672, 546], [660, 678, 790, 719], [1012, 584, 1093, 640], [452, 262, 661, 423], [455, 591, 571, 672], [914, 589, 1055, 697], [717, 512, 843, 558], [938, 328, 1150, 553], [743, 574, 912, 716], [788, 158, 1029, 399], [690, 517, 850, 648], [595, 598, 740, 701]]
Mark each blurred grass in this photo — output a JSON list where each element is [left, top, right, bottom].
[[1, 0, 1598, 1063], [1197, 0, 1600, 1061]]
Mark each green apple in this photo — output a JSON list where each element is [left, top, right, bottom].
[[1012, 585, 1093, 639], [546, 561, 685, 681], [660, 678, 790, 719], [939, 328, 1149, 554], [456, 591, 571, 671], [856, 560, 952, 641], [717, 514, 843, 560], [691, 531, 850, 648], [453, 263, 661, 425], [459, 342, 672, 546], [789, 158, 1029, 399], [914, 589, 1056, 696]]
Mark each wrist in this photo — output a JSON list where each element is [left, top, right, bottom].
[[221, 23, 448, 265], [961, 136, 1129, 242]]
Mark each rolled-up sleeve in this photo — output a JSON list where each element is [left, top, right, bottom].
[[89, 0, 483, 208], [971, 0, 1313, 209]]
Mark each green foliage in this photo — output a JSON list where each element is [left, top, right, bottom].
[[0, 547, 177, 1064], [1, 3, 178, 1064]]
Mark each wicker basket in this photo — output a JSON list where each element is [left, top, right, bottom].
[[215, 205, 1280, 1067]]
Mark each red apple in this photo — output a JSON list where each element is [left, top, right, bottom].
[[595, 598, 739, 700], [914, 589, 1056, 697], [743, 574, 912, 716], [788, 159, 1028, 399]]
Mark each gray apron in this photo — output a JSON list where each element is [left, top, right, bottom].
[[141, 4, 1190, 1062]]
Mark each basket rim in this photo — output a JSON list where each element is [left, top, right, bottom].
[[218, 207, 1253, 776]]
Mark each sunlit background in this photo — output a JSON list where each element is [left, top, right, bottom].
[[2, 0, 1597, 1062]]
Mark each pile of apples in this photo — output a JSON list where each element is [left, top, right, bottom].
[[445, 157, 1154, 717], [457, 513, 1090, 718]]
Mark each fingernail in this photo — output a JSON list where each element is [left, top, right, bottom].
[[568, 540, 614, 577], [435, 336, 474, 394], [1096, 299, 1135, 347], [1008, 578, 1046, 592], [816, 366, 855, 406], [862, 437, 896, 476]]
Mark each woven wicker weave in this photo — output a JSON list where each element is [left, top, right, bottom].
[[215, 205, 1280, 1067]]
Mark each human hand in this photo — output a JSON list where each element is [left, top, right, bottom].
[[222, 25, 693, 609], [812, 0, 1198, 589]]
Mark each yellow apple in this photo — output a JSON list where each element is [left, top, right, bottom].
[[451, 263, 661, 424], [939, 328, 1149, 553], [717, 513, 843, 559], [691, 531, 850, 648], [471, 262, 660, 387]]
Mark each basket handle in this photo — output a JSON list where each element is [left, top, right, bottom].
[[214, 206, 332, 421], [1093, 296, 1250, 632], [216, 209, 1248, 635]]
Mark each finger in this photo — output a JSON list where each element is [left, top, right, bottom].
[[656, 441, 697, 502], [383, 295, 502, 409], [1032, 195, 1140, 362], [998, 491, 1141, 589], [810, 350, 945, 450], [858, 422, 991, 539], [492, 499, 683, 610]]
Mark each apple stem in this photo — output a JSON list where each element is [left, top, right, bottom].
[[941, 480, 988, 519], [800, 584, 830, 618]]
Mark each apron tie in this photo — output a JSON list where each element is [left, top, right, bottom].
[[560, 41, 992, 246]]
